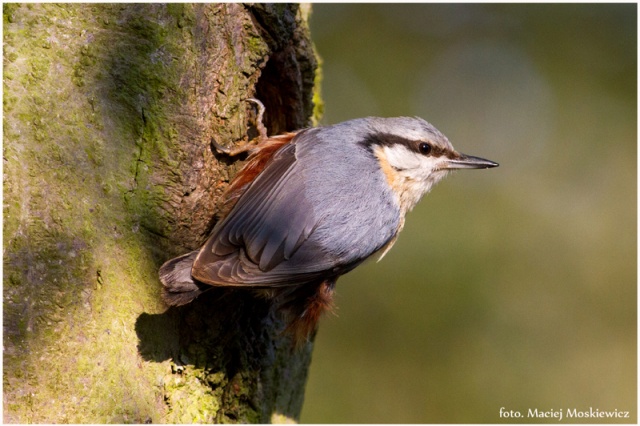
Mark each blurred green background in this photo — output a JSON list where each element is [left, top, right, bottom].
[[301, 4, 636, 423]]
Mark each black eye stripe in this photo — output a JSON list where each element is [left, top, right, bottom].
[[360, 132, 454, 159], [417, 141, 452, 158]]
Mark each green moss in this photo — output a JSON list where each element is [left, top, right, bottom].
[[3, 4, 177, 422], [3, 3, 20, 24], [246, 31, 266, 56], [6, 50, 18, 62], [73, 38, 100, 87], [28, 54, 50, 81], [167, 3, 195, 29], [163, 367, 225, 423], [84, 139, 104, 166]]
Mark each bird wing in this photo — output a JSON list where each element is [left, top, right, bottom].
[[192, 127, 402, 288], [192, 134, 346, 287]]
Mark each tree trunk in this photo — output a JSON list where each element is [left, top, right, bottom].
[[3, 3, 319, 423]]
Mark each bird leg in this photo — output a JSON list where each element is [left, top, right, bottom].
[[211, 98, 269, 157]]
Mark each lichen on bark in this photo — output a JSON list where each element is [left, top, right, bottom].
[[3, 3, 319, 423]]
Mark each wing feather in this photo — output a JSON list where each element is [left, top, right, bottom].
[[191, 127, 400, 288], [192, 137, 327, 286]]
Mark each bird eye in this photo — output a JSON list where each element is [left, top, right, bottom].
[[418, 142, 432, 155]]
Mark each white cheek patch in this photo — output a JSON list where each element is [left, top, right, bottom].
[[378, 144, 451, 214], [382, 145, 421, 170], [382, 145, 442, 177]]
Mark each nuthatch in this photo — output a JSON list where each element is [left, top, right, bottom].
[[160, 101, 498, 342]]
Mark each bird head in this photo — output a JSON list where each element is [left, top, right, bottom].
[[362, 117, 498, 214]]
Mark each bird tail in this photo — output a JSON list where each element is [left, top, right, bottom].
[[159, 251, 208, 306]]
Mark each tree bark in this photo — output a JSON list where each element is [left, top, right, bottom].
[[3, 3, 319, 423]]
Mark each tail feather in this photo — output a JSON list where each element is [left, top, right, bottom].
[[159, 251, 208, 306], [160, 250, 338, 345]]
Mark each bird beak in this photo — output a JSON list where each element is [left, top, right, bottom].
[[444, 153, 499, 170]]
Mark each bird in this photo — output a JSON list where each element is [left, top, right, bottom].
[[159, 100, 498, 343]]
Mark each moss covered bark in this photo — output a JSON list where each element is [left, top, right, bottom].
[[3, 3, 319, 423]]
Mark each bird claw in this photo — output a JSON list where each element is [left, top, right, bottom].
[[211, 98, 269, 157]]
